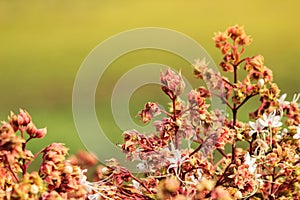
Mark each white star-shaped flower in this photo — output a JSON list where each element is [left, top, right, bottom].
[[249, 119, 266, 136], [293, 125, 300, 140], [292, 93, 300, 103], [258, 110, 282, 128], [277, 93, 290, 109], [88, 194, 100, 200], [165, 143, 189, 181], [244, 152, 257, 174]]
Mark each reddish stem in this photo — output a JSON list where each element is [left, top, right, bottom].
[[24, 148, 44, 172], [131, 175, 153, 194], [160, 109, 173, 118], [216, 43, 247, 187], [172, 96, 180, 149], [189, 143, 202, 157], [236, 93, 258, 110], [217, 148, 228, 159], [211, 92, 233, 110], [6, 155, 19, 182], [269, 167, 277, 199], [231, 107, 237, 162]]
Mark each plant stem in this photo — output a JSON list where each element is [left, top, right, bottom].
[[269, 167, 277, 199], [231, 107, 237, 162], [21, 136, 35, 175], [131, 175, 153, 194], [21, 136, 30, 175], [211, 92, 233, 110], [236, 93, 258, 110], [235, 58, 246, 68], [214, 157, 228, 168], [215, 73, 235, 88], [6, 158, 20, 182], [216, 161, 232, 186], [249, 134, 255, 156], [217, 148, 228, 159], [178, 104, 197, 116], [231, 52, 240, 162], [189, 143, 202, 157], [217, 52, 241, 185], [172, 96, 179, 149], [160, 109, 173, 118], [24, 148, 44, 172]]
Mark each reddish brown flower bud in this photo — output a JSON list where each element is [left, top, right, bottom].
[[26, 122, 37, 135], [238, 33, 252, 46], [26, 122, 47, 139], [245, 55, 264, 72], [262, 67, 273, 83], [35, 128, 47, 139], [160, 68, 185, 98], [18, 109, 31, 126], [197, 86, 211, 98], [221, 43, 231, 54], [213, 31, 229, 52], [9, 111, 19, 131], [188, 90, 205, 107], [138, 102, 161, 124], [220, 61, 234, 72]]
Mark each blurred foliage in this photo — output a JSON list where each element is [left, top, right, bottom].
[[0, 0, 300, 155]]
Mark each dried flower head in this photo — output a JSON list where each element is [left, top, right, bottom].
[[160, 68, 185, 98]]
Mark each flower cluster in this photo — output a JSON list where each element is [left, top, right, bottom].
[[2, 25, 300, 200], [0, 109, 89, 199], [160, 68, 185, 99], [82, 25, 300, 199]]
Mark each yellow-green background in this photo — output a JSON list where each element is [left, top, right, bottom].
[[1, 1, 299, 157]]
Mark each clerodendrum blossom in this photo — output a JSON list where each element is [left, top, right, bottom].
[[3, 25, 300, 200], [244, 152, 257, 174], [138, 102, 161, 124], [79, 25, 300, 199], [160, 68, 185, 98], [258, 110, 282, 128]]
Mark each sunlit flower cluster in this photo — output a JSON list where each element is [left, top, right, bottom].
[[97, 25, 299, 199], [0, 109, 88, 199], [1, 25, 300, 199]]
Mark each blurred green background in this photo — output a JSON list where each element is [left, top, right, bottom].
[[1, 1, 300, 157]]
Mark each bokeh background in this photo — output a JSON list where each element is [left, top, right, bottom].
[[1, 1, 300, 157]]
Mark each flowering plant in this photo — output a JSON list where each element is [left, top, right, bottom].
[[0, 109, 88, 199], [1, 25, 300, 200]]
